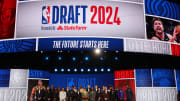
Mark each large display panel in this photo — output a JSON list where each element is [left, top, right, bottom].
[[38, 37, 123, 51], [27, 79, 49, 101], [0, 39, 36, 53], [16, 0, 145, 38], [0, 0, 16, 39], [145, 0, 180, 20], [152, 69, 176, 87], [0, 69, 10, 87], [136, 69, 152, 87], [49, 73, 114, 89], [146, 15, 180, 43]]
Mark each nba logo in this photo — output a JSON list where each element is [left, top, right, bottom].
[[42, 6, 50, 24]]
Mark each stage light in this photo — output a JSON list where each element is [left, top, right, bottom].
[[100, 57, 104, 61], [101, 68, 104, 72], [114, 57, 118, 61], [94, 68, 98, 72], [58, 56, 62, 60], [95, 48, 101, 54], [72, 57, 76, 61], [74, 68, 77, 72], [87, 68, 91, 72], [54, 68, 58, 72], [85, 56, 89, 61], [45, 56, 49, 60], [67, 69, 71, 72], [107, 68, 111, 72], [81, 68, 84, 72], [61, 68, 64, 72]]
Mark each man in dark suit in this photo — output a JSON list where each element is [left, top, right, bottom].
[[44, 86, 52, 101], [109, 86, 117, 101], [87, 84, 91, 93], [102, 86, 110, 101], [75, 88, 82, 101], [95, 87, 102, 101], [126, 85, 133, 101], [66, 86, 70, 101], [69, 86, 75, 101], [36, 86, 44, 101], [50, 85, 54, 101]]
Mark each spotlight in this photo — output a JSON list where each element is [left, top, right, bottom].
[[100, 57, 104, 61], [101, 68, 104, 72], [114, 57, 118, 61], [54, 68, 58, 72], [95, 48, 101, 54], [67, 69, 71, 72], [107, 68, 111, 72], [85, 56, 89, 61], [72, 57, 76, 61], [74, 68, 77, 72], [94, 68, 98, 72], [45, 56, 49, 60], [81, 68, 84, 72], [87, 68, 91, 72], [61, 68, 64, 72], [58, 56, 62, 60]]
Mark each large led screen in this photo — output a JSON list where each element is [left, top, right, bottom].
[[49, 73, 114, 89], [0, 0, 16, 39], [146, 16, 180, 43], [16, 0, 145, 38]]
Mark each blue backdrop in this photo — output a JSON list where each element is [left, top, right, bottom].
[[176, 70, 180, 91], [0, 69, 10, 87], [49, 73, 114, 88], [136, 69, 152, 87], [145, 0, 180, 20], [38, 37, 123, 51], [0, 39, 36, 53], [152, 69, 176, 87], [29, 70, 50, 79]]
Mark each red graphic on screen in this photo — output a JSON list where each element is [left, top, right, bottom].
[[0, 0, 16, 39], [115, 79, 136, 101], [171, 44, 180, 56], [46, 6, 50, 24], [114, 69, 134, 79]]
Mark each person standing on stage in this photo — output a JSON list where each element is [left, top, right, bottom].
[[117, 86, 124, 101], [50, 85, 54, 101], [69, 86, 75, 101], [44, 86, 52, 101], [102, 86, 110, 101], [95, 87, 102, 101], [59, 88, 66, 101], [53, 87, 59, 101], [80, 85, 84, 94], [89, 87, 96, 101], [66, 86, 70, 101], [102, 85, 105, 93], [82, 88, 89, 101], [126, 85, 133, 101], [95, 85, 98, 93], [36, 85, 43, 101], [75, 88, 82, 101], [109, 86, 117, 101], [87, 84, 91, 93], [74, 86, 77, 93]]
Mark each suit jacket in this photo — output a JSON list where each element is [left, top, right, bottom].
[[102, 91, 110, 101], [36, 89, 44, 101], [89, 91, 96, 101], [75, 91, 82, 101]]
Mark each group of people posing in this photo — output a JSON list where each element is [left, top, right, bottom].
[[30, 81, 133, 101]]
